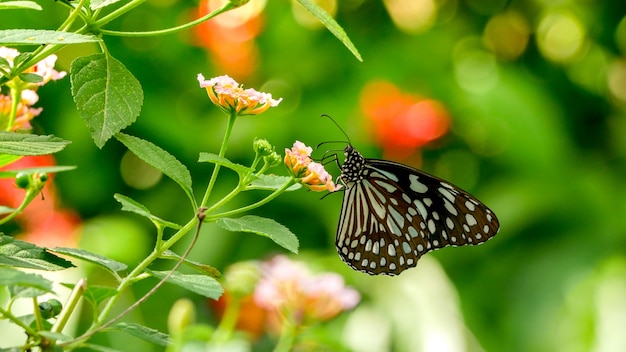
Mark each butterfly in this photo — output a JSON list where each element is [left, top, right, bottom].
[[335, 144, 500, 276]]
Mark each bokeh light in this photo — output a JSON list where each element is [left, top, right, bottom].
[[483, 11, 530, 61], [536, 9, 587, 64], [383, 0, 436, 34]]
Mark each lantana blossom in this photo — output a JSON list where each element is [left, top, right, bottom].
[[284, 140, 341, 192], [0, 94, 42, 131], [0, 46, 66, 131], [254, 255, 360, 326], [0, 46, 66, 87], [197, 73, 282, 116]]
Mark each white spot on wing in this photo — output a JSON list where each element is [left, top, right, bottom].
[[409, 174, 428, 193]]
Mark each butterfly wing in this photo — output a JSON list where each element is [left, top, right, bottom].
[[336, 159, 500, 276]]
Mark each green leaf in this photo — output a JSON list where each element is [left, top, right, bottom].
[[115, 134, 193, 202], [0, 154, 21, 168], [81, 344, 123, 352], [0, 205, 16, 215], [0, 132, 71, 156], [61, 283, 117, 311], [50, 247, 127, 273], [198, 152, 252, 175], [0, 234, 74, 271], [38, 331, 72, 342], [161, 250, 222, 279], [0, 29, 99, 45], [114, 194, 181, 229], [90, 0, 121, 10], [147, 270, 223, 299], [0, 267, 53, 292], [216, 215, 299, 254], [7, 285, 48, 298], [247, 175, 301, 191], [70, 53, 143, 148], [113, 322, 170, 346], [0, 1, 42, 10], [0, 166, 76, 179], [19, 72, 42, 84], [295, 0, 362, 61]]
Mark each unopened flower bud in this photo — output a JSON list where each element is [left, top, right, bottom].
[[253, 138, 274, 157], [168, 298, 196, 336]]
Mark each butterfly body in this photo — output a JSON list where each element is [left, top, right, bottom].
[[336, 145, 500, 276]]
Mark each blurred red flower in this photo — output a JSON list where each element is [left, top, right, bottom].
[[360, 80, 451, 160], [210, 291, 267, 340], [193, 0, 264, 80], [0, 155, 80, 248]]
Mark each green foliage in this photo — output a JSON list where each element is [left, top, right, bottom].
[[50, 247, 127, 274], [295, 0, 362, 61], [0, 267, 53, 293], [0, 132, 70, 155], [70, 55, 143, 148], [116, 133, 193, 204], [147, 270, 223, 299], [0, 1, 41, 10], [0, 234, 74, 271], [0, 30, 99, 45], [112, 322, 170, 346], [114, 194, 182, 229], [198, 152, 253, 176], [217, 215, 299, 254]]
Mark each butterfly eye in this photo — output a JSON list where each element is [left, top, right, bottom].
[[336, 145, 500, 276]]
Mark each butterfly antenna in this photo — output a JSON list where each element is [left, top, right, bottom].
[[321, 114, 352, 145]]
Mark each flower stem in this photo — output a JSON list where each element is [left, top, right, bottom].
[[5, 87, 21, 131], [204, 178, 296, 221], [201, 112, 237, 208], [94, 216, 198, 326], [273, 319, 297, 352], [0, 305, 37, 336], [52, 278, 87, 333], [212, 296, 241, 343], [98, 1, 237, 37]]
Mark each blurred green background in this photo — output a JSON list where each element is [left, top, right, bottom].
[[3, 0, 626, 351]]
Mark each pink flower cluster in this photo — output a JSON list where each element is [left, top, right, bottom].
[[197, 74, 282, 116], [284, 141, 341, 192], [254, 255, 360, 326], [0, 46, 66, 131]]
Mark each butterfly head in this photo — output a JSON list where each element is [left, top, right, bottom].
[[340, 145, 366, 183]]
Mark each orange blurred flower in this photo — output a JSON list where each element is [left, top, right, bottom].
[[193, 0, 265, 79], [360, 80, 451, 160], [0, 155, 80, 248], [211, 291, 268, 340]]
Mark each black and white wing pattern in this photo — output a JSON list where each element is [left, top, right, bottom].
[[336, 145, 500, 276]]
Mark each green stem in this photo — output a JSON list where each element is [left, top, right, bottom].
[[0, 306, 37, 336], [200, 112, 237, 208], [63, 216, 200, 348], [92, 0, 148, 28], [95, 217, 198, 325], [204, 178, 296, 221], [273, 319, 297, 352], [57, 0, 89, 32], [32, 297, 44, 331], [52, 278, 87, 333], [5, 86, 21, 131], [99, 1, 237, 37], [212, 296, 241, 342], [0, 180, 45, 226]]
